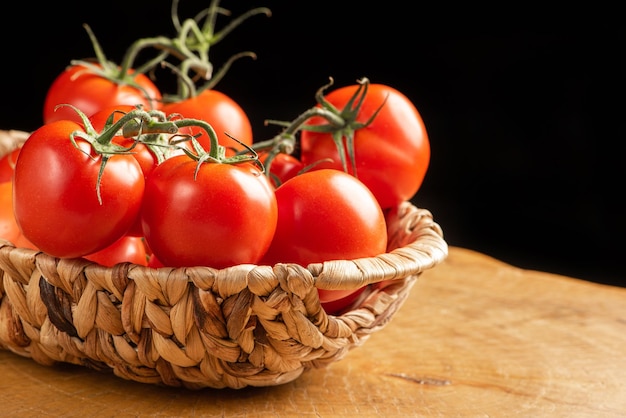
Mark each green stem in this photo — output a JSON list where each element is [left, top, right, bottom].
[[173, 118, 221, 159], [120, 117, 179, 139], [195, 51, 257, 95], [251, 106, 346, 154]]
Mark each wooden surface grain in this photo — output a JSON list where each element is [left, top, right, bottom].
[[1, 246, 624, 417]]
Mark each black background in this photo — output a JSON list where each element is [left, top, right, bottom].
[[2, 2, 624, 286]]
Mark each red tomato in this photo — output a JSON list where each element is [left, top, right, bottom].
[[300, 82, 430, 209], [0, 148, 20, 183], [13, 234, 39, 251], [83, 235, 148, 267], [0, 181, 20, 243], [0, 180, 39, 250], [260, 169, 387, 303], [258, 152, 304, 187], [43, 64, 162, 125], [147, 253, 164, 268], [320, 285, 368, 315], [13, 120, 145, 258], [161, 89, 252, 155], [12, 233, 38, 251], [141, 155, 277, 268]]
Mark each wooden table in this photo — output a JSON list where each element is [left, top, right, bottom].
[[1, 246, 624, 417]]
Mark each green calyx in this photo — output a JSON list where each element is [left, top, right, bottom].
[[61, 104, 178, 204], [300, 77, 387, 177], [171, 117, 261, 179], [70, 24, 166, 101], [247, 77, 385, 182]]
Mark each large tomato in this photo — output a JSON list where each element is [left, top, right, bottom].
[[141, 155, 277, 268], [299, 81, 430, 209], [260, 168, 387, 304], [13, 120, 145, 258], [43, 64, 162, 125], [161, 89, 253, 155]]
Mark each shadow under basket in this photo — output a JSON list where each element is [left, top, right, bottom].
[[0, 129, 448, 389]]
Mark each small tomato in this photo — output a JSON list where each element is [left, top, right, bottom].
[[83, 235, 148, 266]]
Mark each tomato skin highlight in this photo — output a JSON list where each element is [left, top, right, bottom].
[[43, 64, 162, 125], [260, 169, 387, 303], [13, 120, 145, 258], [300, 83, 430, 209], [141, 155, 277, 268], [162, 90, 253, 155]]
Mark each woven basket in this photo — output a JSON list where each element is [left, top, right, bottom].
[[0, 129, 448, 389]]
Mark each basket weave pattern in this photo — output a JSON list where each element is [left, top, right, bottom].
[[0, 129, 448, 389]]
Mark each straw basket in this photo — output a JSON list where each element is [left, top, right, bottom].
[[0, 129, 448, 389]]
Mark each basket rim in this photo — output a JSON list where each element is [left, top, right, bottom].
[[0, 206, 447, 291]]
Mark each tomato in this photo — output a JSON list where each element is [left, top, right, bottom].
[[299, 81, 430, 209], [0, 148, 20, 183], [147, 253, 164, 268], [83, 235, 148, 267], [141, 155, 277, 268], [161, 89, 252, 156], [258, 152, 304, 187], [13, 120, 145, 258], [12, 233, 38, 251], [0, 181, 20, 243], [260, 169, 387, 303], [43, 64, 162, 125], [0, 181, 38, 250], [320, 285, 368, 316]]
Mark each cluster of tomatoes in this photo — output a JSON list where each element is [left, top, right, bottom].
[[0, 1, 431, 314]]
